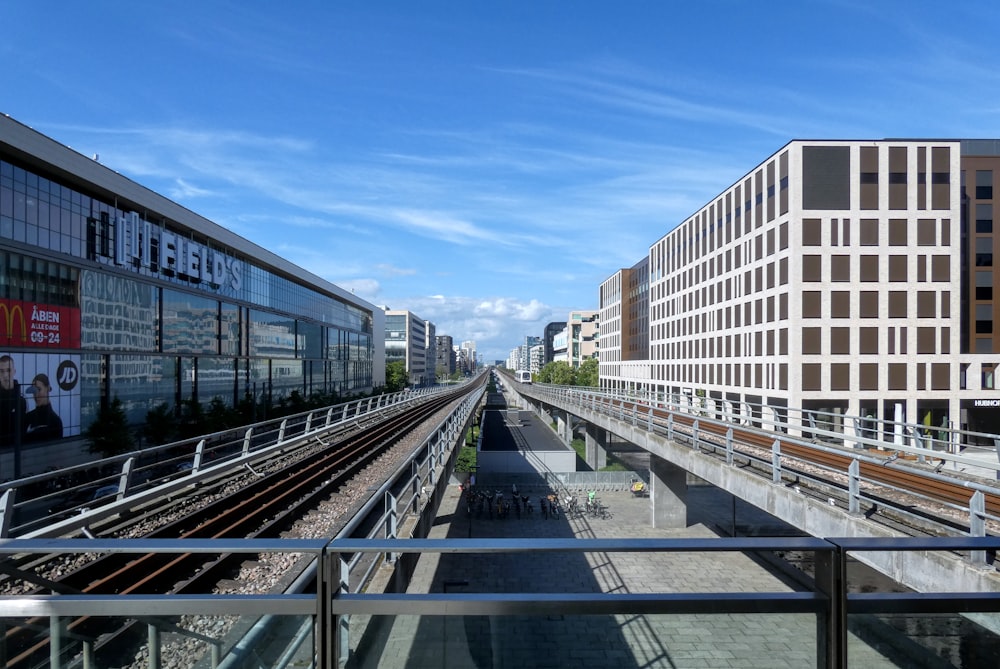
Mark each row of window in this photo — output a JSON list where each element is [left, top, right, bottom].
[[650, 361, 962, 393], [1, 158, 373, 336], [802, 217, 951, 247], [659, 322, 952, 360], [81, 353, 374, 424]]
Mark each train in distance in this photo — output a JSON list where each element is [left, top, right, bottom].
[[516, 370, 532, 384]]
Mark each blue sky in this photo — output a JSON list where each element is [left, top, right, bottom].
[[4, 1, 1000, 363]]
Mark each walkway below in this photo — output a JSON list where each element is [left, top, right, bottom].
[[346, 483, 917, 669]]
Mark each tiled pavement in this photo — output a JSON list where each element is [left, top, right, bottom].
[[345, 484, 905, 669]]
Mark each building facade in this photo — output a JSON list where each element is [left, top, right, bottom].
[[435, 335, 455, 377], [599, 139, 1000, 441], [567, 310, 599, 368], [458, 340, 477, 375], [543, 321, 565, 365], [0, 115, 383, 477], [384, 310, 435, 386]]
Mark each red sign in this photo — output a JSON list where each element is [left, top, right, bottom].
[[0, 298, 81, 349]]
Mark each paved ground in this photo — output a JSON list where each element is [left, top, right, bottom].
[[345, 483, 914, 669]]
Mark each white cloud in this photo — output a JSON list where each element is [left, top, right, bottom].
[[335, 278, 381, 301]]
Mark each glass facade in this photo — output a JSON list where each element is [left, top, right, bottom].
[[0, 152, 376, 443]]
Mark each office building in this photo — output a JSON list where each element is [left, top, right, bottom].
[[600, 139, 1000, 439], [385, 310, 435, 386], [0, 115, 383, 476]]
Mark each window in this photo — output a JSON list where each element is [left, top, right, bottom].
[[931, 255, 950, 282], [802, 327, 822, 354], [984, 362, 998, 389], [832, 291, 851, 318], [832, 256, 850, 281], [859, 363, 878, 390], [831, 327, 850, 354], [917, 219, 936, 246], [889, 146, 908, 210], [803, 255, 822, 282], [860, 146, 879, 210], [917, 327, 936, 354], [860, 256, 879, 282], [976, 237, 993, 267], [831, 363, 850, 390], [931, 363, 950, 390], [803, 219, 823, 246], [977, 170, 993, 200], [802, 363, 822, 391], [802, 292, 821, 318], [859, 327, 878, 354], [860, 218, 879, 246], [976, 304, 993, 334], [860, 292, 879, 318], [976, 271, 993, 301], [917, 291, 936, 318], [977, 204, 993, 233]]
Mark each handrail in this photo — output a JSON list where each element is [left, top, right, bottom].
[[3, 536, 1000, 669]]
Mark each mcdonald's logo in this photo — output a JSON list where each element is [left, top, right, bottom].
[[0, 302, 27, 345]]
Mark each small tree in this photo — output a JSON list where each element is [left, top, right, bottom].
[[538, 361, 575, 385], [143, 402, 177, 446], [385, 360, 408, 392], [576, 358, 599, 387], [86, 397, 135, 457], [204, 396, 238, 433]]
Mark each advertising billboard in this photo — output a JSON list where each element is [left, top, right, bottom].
[[0, 298, 81, 349], [0, 351, 81, 449]]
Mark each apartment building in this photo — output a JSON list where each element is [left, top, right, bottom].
[[600, 139, 1000, 440]]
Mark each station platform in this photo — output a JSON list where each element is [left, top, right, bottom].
[[346, 483, 908, 668]]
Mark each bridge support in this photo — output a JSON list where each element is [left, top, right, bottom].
[[584, 423, 608, 470], [555, 412, 571, 445], [650, 453, 687, 529]]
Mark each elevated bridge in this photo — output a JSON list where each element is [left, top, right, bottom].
[[511, 381, 1000, 605]]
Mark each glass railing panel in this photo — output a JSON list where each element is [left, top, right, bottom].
[[0, 614, 315, 669], [848, 612, 1000, 668], [345, 613, 824, 669]]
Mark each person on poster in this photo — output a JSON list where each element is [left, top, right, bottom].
[[0, 354, 26, 447], [24, 372, 63, 442]]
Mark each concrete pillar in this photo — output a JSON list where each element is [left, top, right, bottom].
[[538, 405, 552, 425], [556, 413, 569, 445], [650, 453, 687, 529], [584, 423, 608, 470]]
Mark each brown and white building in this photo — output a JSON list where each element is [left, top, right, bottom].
[[599, 139, 1000, 441]]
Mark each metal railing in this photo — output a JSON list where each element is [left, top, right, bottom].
[[525, 384, 1000, 542], [2, 536, 1000, 669], [0, 387, 448, 538]]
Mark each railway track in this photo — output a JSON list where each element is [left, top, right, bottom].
[[1, 380, 484, 669], [589, 395, 1000, 533]]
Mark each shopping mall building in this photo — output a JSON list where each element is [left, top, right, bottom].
[[599, 139, 1000, 443], [0, 115, 384, 478]]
